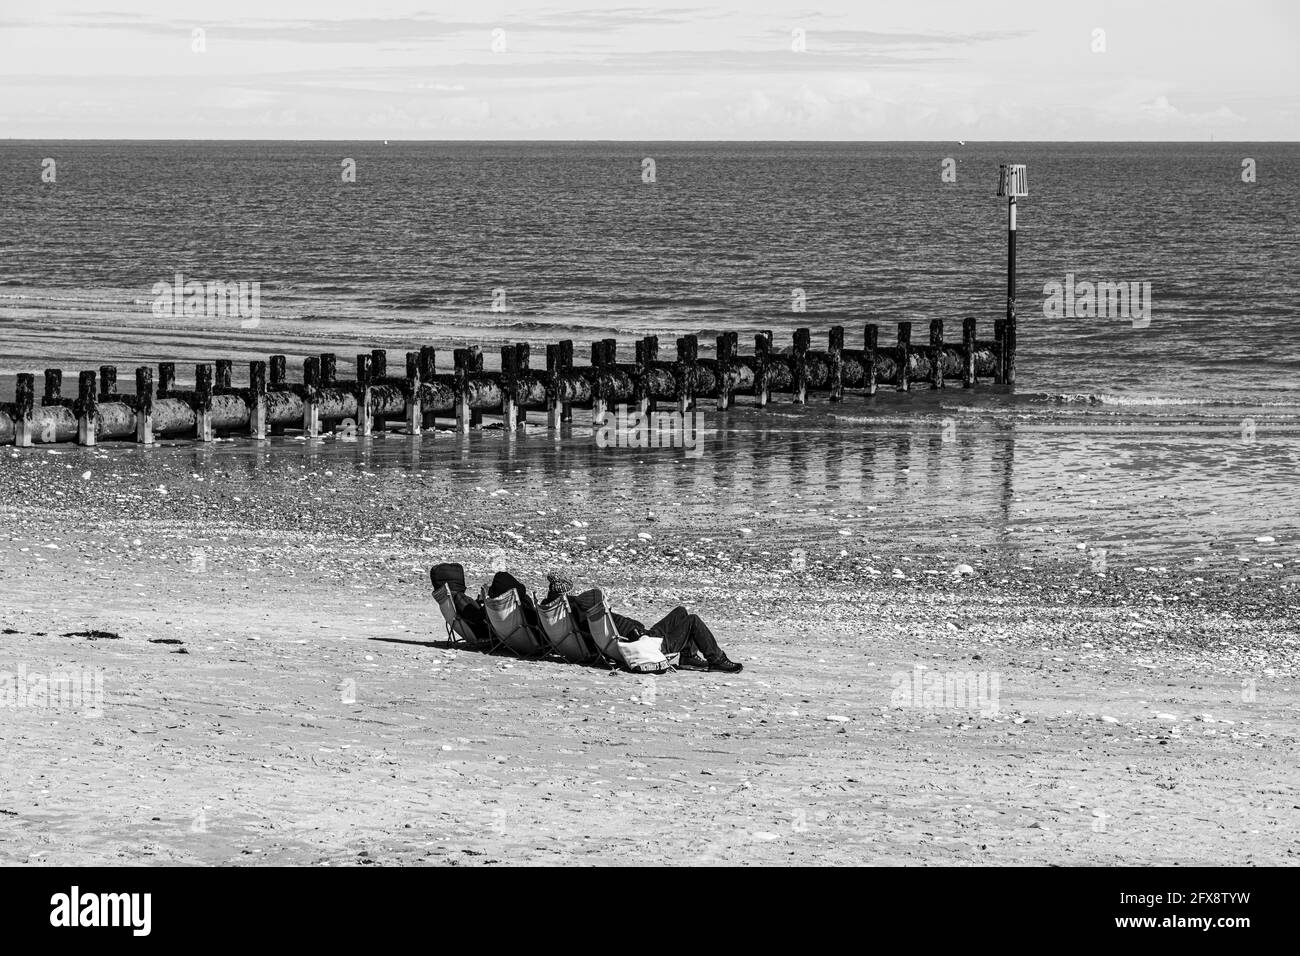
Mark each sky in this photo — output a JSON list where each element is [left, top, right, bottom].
[[1, 0, 1297, 140]]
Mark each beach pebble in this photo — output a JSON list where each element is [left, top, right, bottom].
[[1100, 715, 1119, 724], [1156, 713, 1179, 721], [738, 528, 753, 536], [825, 715, 850, 723], [80, 471, 91, 480], [1254, 536, 1275, 544], [954, 564, 975, 577]]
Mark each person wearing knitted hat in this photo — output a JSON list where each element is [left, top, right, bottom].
[[544, 571, 575, 605], [545, 569, 742, 673]]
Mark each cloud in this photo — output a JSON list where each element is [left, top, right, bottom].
[[0, 9, 714, 44], [1139, 95, 1246, 127]]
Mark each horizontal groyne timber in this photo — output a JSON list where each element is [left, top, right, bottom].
[[0, 321, 1011, 446]]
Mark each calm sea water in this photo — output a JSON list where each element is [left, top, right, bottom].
[[1, 142, 1297, 567]]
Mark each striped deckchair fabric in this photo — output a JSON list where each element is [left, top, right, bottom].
[[537, 591, 601, 663], [430, 563, 491, 647], [577, 588, 626, 665], [482, 586, 548, 657]]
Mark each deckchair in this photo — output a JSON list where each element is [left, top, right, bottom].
[[481, 585, 548, 657], [537, 591, 602, 664], [576, 588, 628, 666], [430, 563, 492, 648], [578, 588, 679, 672]]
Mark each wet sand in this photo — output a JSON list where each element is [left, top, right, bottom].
[[2, 430, 1298, 865]]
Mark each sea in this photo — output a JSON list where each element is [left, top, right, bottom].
[[1, 141, 1297, 571]]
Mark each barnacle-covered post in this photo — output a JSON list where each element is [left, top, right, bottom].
[[370, 349, 388, 429], [962, 317, 977, 388], [792, 328, 810, 404], [43, 369, 63, 407], [896, 322, 912, 393], [194, 363, 214, 441], [98, 365, 117, 400], [405, 351, 422, 436], [76, 370, 98, 446], [642, 335, 659, 413], [715, 333, 735, 410], [467, 347, 483, 430], [546, 343, 561, 429], [355, 353, 373, 437], [558, 340, 574, 423], [14, 373, 34, 447], [676, 335, 698, 414], [754, 332, 771, 408], [157, 362, 175, 399], [591, 339, 610, 423], [268, 355, 287, 435], [500, 345, 518, 432], [301, 356, 321, 438], [828, 326, 844, 402], [419, 346, 438, 429], [453, 348, 470, 435], [134, 366, 154, 444], [865, 324, 878, 396], [248, 360, 267, 440], [513, 343, 530, 431], [930, 319, 944, 389]]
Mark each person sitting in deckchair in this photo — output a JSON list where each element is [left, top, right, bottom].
[[544, 571, 743, 673]]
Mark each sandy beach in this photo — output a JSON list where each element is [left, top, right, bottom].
[[3, 430, 1297, 866]]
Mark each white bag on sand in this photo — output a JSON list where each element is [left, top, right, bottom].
[[618, 636, 677, 674]]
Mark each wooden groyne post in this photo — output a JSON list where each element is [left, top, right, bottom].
[[0, 321, 1010, 447]]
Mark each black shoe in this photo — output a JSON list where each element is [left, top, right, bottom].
[[676, 650, 708, 670], [707, 656, 744, 673]]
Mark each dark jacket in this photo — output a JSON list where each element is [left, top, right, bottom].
[[566, 596, 645, 640]]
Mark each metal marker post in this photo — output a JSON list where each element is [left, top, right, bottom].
[[996, 163, 1026, 386]]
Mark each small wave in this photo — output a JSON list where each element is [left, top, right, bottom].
[[1035, 392, 1300, 409], [379, 295, 435, 309], [291, 283, 360, 294], [500, 320, 567, 332]]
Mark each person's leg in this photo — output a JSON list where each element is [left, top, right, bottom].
[[648, 606, 692, 655], [649, 606, 727, 662], [681, 613, 725, 662]]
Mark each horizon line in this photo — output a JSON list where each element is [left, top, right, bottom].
[[4, 137, 1296, 144]]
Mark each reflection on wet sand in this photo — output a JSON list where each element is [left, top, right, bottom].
[[143, 398, 1300, 581]]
